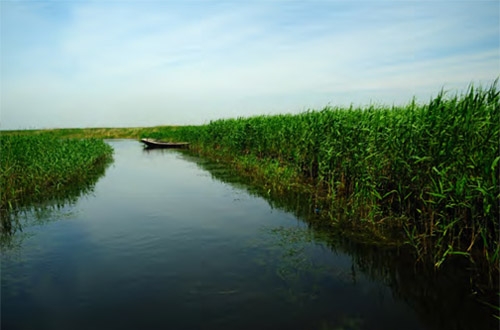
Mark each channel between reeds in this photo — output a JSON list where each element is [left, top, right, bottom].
[[142, 83, 500, 272]]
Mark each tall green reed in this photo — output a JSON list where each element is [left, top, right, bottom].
[[144, 82, 500, 269], [0, 134, 113, 215]]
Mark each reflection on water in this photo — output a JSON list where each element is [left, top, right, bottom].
[[177, 150, 499, 330], [1, 155, 111, 249], [1, 141, 497, 330]]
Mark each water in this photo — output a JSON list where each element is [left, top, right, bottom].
[[1, 140, 496, 330]]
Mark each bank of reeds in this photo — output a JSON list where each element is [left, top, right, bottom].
[[2, 126, 171, 139], [144, 83, 500, 270], [0, 135, 113, 215]]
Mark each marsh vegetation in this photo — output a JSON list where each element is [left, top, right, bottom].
[[142, 84, 500, 274], [0, 135, 113, 233]]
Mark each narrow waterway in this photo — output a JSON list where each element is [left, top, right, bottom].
[[1, 140, 495, 330]]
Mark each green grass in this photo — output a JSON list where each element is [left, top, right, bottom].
[[0, 134, 113, 217], [1, 126, 175, 139], [142, 82, 500, 270]]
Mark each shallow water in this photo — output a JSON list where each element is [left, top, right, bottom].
[[1, 140, 496, 330]]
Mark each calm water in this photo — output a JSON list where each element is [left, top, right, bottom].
[[1, 140, 496, 330]]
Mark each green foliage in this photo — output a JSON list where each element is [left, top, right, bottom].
[[145, 82, 500, 268], [1, 126, 174, 139], [0, 134, 113, 214]]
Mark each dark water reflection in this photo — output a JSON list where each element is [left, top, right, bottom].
[[1, 140, 497, 330], [176, 151, 499, 330], [1, 155, 111, 249]]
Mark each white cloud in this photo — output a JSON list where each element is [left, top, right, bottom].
[[1, 1, 498, 129]]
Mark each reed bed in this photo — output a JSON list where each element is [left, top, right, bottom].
[[1, 126, 174, 139], [0, 135, 113, 214], [144, 83, 500, 269]]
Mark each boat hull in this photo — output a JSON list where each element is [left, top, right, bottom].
[[141, 138, 189, 149]]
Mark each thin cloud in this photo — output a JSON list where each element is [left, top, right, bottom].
[[1, 1, 498, 129]]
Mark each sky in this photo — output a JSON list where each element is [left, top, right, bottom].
[[1, 0, 499, 130]]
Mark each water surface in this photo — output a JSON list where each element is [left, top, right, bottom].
[[1, 140, 495, 330]]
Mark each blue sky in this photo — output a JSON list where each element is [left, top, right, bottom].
[[1, 0, 499, 129]]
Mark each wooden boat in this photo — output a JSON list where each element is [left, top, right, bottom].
[[140, 138, 189, 149]]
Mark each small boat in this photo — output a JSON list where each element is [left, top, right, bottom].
[[140, 138, 189, 149]]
